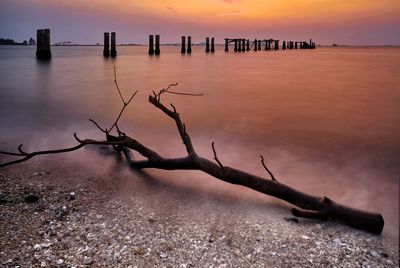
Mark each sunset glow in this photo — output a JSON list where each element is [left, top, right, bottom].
[[1, 0, 400, 44]]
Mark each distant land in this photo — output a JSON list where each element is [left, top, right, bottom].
[[0, 37, 36, 46]]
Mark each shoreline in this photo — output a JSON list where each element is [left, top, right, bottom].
[[1, 157, 398, 267]]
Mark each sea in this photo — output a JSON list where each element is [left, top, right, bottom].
[[0, 45, 399, 238]]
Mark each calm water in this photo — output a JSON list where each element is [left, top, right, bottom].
[[0, 45, 399, 238]]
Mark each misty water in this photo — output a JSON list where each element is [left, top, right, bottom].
[[0, 45, 399, 238]]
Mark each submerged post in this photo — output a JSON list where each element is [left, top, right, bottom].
[[148, 35, 154, 55], [274, 40, 279, 50], [155, 35, 160, 55], [205, 37, 210, 53], [211, 37, 215, 52], [36, 29, 51, 59], [103, 32, 110, 57], [110, 32, 117, 57], [181, 36, 186, 53], [187, 36, 192, 53], [224, 39, 229, 52]]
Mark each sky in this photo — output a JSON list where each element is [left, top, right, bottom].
[[0, 0, 400, 45]]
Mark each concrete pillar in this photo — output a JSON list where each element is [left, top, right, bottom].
[[36, 29, 51, 59], [155, 35, 160, 55], [205, 37, 210, 53], [187, 36, 192, 53], [246, 39, 250, 51], [181, 36, 186, 53], [274, 40, 279, 50], [224, 39, 229, 52], [103, 32, 109, 57], [211, 37, 215, 52], [254, 39, 258, 51], [282, 41, 286, 50], [148, 35, 154, 55], [110, 32, 117, 57]]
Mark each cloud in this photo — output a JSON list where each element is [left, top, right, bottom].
[[216, 10, 243, 16], [221, 0, 241, 3], [165, 6, 177, 12]]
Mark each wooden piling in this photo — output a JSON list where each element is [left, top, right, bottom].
[[181, 36, 186, 53], [211, 37, 215, 52], [110, 32, 117, 57], [282, 41, 286, 50], [242, 39, 246, 52], [155, 35, 160, 55], [254, 39, 258, 51], [237, 39, 242, 52], [224, 39, 229, 52], [274, 40, 279, 50], [187, 36, 192, 53], [246, 39, 250, 51], [295, 42, 298, 49], [148, 35, 154, 55], [36, 29, 51, 59], [103, 32, 109, 57], [258, 40, 261, 50], [206, 37, 210, 53]]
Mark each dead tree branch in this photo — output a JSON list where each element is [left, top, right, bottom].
[[0, 81, 384, 235]]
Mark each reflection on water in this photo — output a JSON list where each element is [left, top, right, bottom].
[[0, 45, 399, 238]]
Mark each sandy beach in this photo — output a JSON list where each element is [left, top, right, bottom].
[[0, 153, 398, 267]]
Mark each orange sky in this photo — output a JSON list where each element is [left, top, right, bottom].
[[1, 0, 400, 44]]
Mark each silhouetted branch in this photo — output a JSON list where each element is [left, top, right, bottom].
[[0, 78, 385, 235], [0, 143, 86, 167]]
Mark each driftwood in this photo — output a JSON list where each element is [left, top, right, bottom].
[[0, 71, 384, 234]]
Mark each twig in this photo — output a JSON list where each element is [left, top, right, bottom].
[[212, 142, 224, 170], [109, 90, 138, 132], [114, 66, 125, 104], [165, 91, 204, 97], [260, 155, 277, 181], [89, 119, 107, 134]]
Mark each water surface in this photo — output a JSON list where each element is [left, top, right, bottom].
[[0, 45, 399, 238]]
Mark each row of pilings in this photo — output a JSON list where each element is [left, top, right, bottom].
[[34, 29, 316, 60]]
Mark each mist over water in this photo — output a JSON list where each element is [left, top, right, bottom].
[[0, 45, 399, 239]]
